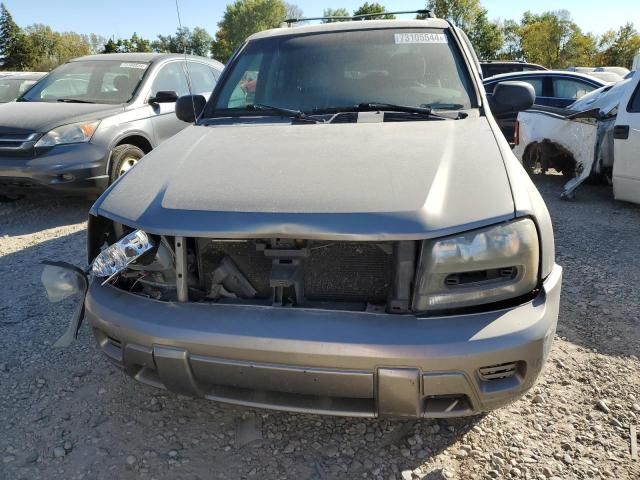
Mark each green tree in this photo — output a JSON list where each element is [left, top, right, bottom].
[[322, 8, 350, 22], [285, 3, 304, 20], [102, 38, 119, 53], [498, 19, 522, 60], [153, 27, 191, 53], [353, 3, 395, 19], [428, 0, 501, 59], [83, 33, 107, 54], [428, 0, 480, 31], [124, 32, 152, 53], [189, 27, 212, 56], [467, 9, 503, 59], [211, 0, 287, 62], [0, 3, 30, 70]]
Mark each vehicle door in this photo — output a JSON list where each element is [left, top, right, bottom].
[[612, 77, 640, 204], [548, 76, 599, 108], [148, 61, 191, 144]]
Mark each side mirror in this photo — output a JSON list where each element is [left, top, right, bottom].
[[176, 94, 207, 123], [149, 90, 179, 104], [489, 81, 535, 115]]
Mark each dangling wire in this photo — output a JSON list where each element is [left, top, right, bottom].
[[175, 0, 198, 124]]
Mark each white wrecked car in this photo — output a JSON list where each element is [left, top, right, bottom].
[[513, 72, 640, 203]]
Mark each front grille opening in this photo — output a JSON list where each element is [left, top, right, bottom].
[[478, 362, 521, 381], [444, 266, 518, 287], [197, 239, 404, 312], [423, 395, 473, 416]]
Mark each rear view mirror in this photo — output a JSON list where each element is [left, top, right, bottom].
[[149, 90, 179, 104], [176, 94, 207, 123], [490, 81, 535, 115]]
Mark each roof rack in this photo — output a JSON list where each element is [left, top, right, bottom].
[[284, 10, 436, 26]]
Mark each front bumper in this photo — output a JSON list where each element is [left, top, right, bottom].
[[0, 142, 109, 195], [85, 265, 562, 418]]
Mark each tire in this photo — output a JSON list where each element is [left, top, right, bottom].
[[108, 144, 146, 184]]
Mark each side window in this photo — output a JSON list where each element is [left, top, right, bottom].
[[151, 62, 190, 97], [185, 62, 217, 95], [489, 78, 541, 96], [629, 83, 640, 113], [553, 78, 596, 100], [521, 78, 544, 97]]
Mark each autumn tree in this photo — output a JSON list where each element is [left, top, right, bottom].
[[598, 23, 640, 68], [211, 0, 289, 62], [518, 10, 596, 68]]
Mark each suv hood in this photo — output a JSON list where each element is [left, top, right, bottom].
[[0, 101, 123, 134], [93, 118, 515, 240]]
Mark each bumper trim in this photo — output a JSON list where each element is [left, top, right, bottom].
[[87, 265, 562, 417]]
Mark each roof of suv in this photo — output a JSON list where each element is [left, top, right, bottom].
[[249, 19, 452, 41], [70, 53, 220, 65]]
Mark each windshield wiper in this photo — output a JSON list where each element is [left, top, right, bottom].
[[357, 103, 465, 120], [245, 104, 320, 123], [56, 98, 96, 104]]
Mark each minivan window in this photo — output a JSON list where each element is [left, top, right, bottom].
[[209, 28, 475, 116], [20, 60, 149, 104]]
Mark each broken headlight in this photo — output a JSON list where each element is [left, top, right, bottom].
[[412, 218, 539, 312], [92, 230, 155, 280]]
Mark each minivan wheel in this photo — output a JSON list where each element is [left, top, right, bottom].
[[109, 144, 145, 183]]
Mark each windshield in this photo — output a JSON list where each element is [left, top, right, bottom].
[[0, 78, 38, 103], [20, 60, 149, 104], [208, 28, 475, 117]]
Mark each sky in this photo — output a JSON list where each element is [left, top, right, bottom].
[[4, 0, 638, 40]]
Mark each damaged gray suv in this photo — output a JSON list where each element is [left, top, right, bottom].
[[44, 17, 562, 418]]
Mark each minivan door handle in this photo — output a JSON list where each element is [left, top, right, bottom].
[[614, 125, 629, 140]]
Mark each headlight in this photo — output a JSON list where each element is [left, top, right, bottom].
[[92, 230, 155, 280], [35, 120, 100, 148], [412, 218, 539, 312]]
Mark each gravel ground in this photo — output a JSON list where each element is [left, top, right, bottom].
[[0, 175, 639, 480]]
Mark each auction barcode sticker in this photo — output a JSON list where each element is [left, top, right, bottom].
[[120, 62, 148, 70], [394, 33, 448, 44]]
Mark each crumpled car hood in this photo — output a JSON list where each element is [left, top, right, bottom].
[[93, 118, 515, 240]]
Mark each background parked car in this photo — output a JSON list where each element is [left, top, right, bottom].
[[484, 70, 607, 141], [589, 71, 624, 83], [480, 60, 547, 78], [0, 72, 46, 103], [0, 53, 223, 200], [595, 66, 630, 77]]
